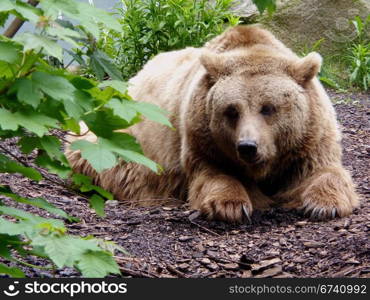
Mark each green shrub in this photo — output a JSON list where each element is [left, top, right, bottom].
[[346, 15, 370, 91], [98, 0, 240, 80], [0, 0, 169, 277]]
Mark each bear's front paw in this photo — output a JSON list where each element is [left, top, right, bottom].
[[200, 196, 253, 223], [300, 172, 359, 220]]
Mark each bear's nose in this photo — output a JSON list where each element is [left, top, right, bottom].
[[237, 140, 258, 159]]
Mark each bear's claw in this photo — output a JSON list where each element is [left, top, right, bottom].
[[242, 204, 252, 224]]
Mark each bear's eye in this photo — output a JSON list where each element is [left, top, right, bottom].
[[260, 104, 276, 116], [224, 105, 239, 120]]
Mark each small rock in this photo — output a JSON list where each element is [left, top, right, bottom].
[[178, 236, 193, 242], [162, 207, 173, 211]]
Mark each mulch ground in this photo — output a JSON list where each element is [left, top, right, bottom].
[[0, 90, 369, 278]]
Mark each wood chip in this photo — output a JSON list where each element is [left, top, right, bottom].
[[255, 265, 283, 278], [251, 258, 282, 274], [303, 241, 324, 248], [221, 263, 239, 271], [200, 258, 212, 265]]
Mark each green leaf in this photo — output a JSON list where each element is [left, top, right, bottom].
[[72, 174, 113, 200], [11, 78, 43, 108], [18, 136, 40, 154], [89, 194, 105, 217], [12, 1, 41, 23], [252, 0, 276, 15], [83, 110, 130, 138], [15, 33, 63, 61], [0, 263, 25, 278], [14, 110, 59, 137], [0, 239, 12, 259], [90, 50, 123, 81], [0, 217, 26, 235], [35, 153, 71, 179], [40, 135, 67, 163], [31, 234, 101, 268], [77, 250, 120, 277], [98, 80, 128, 95], [106, 98, 138, 123], [75, 2, 122, 33], [0, 40, 21, 64], [0, 185, 74, 221], [99, 135, 158, 172], [0, 0, 14, 11], [70, 76, 95, 90], [0, 205, 65, 229], [113, 148, 159, 173], [41, 0, 79, 19], [129, 101, 172, 128], [0, 154, 42, 181], [32, 71, 76, 102], [0, 61, 14, 78], [101, 132, 142, 154], [71, 140, 117, 172], [46, 26, 81, 48], [0, 108, 19, 131]]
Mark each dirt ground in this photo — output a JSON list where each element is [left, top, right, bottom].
[[0, 90, 369, 278]]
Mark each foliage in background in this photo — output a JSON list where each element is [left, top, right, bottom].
[[0, 0, 170, 277], [97, 0, 240, 80], [345, 15, 369, 91], [252, 0, 276, 15]]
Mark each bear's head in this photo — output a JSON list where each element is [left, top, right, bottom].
[[200, 46, 322, 178]]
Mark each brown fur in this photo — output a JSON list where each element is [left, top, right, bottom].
[[66, 25, 359, 222]]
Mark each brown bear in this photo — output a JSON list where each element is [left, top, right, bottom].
[[66, 25, 359, 222]]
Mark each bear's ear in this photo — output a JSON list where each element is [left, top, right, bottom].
[[200, 50, 229, 79], [291, 52, 322, 85]]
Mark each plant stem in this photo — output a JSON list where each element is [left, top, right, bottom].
[[12, 257, 54, 270]]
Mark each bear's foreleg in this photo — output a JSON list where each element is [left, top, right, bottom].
[[281, 166, 359, 219], [187, 165, 253, 222]]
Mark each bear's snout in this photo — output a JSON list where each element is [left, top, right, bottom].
[[237, 140, 258, 162]]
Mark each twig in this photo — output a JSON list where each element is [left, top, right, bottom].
[[0, 144, 26, 165], [189, 220, 220, 236], [0, 142, 86, 201], [119, 266, 159, 278], [3, 0, 39, 38], [166, 264, 187, 278]]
